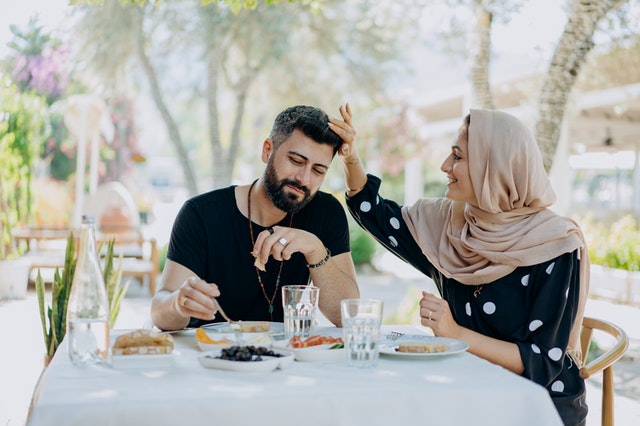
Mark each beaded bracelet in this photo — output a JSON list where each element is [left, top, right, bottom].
[[307, 248, 331, 269]]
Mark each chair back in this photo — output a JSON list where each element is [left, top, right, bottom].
[[579, 316, 629, 426]]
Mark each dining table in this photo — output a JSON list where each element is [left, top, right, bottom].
[[27, 324, 563, 426]]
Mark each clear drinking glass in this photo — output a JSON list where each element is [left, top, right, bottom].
[[341, 298, 383, 368], [282, 285, 320, 340]]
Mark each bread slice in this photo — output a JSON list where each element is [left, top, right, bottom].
[[113, 329, 174, 356], [113, 345, 173, 356], [238, 321, 270, 333], [397, 341, 447, 353], [252, 253, 266, 271]]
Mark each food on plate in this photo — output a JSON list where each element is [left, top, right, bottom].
[[209, 345, 285, 361], [288, 335, 343, 348], [396, 342, 447, 354], [195, 328, 229, 345], [238, 321, 270, 332], [243, 333, 274, 346], [113, 329, 174, 355], [251, 252, 266, 271]]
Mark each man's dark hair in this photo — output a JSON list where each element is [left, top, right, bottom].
[[269, 105, 343, 155]]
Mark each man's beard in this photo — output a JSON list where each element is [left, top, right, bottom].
[[263, 160, 315, 214]]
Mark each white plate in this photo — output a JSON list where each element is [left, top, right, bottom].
[[196, 332, 274, 351], [111, 354, 174, 369], [379, 336, 469, 358], [198, 347, 294, 372], [201, 322, 284, 336], [277, 343, 346, 363]]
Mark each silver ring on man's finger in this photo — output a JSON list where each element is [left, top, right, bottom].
[[278, 237, 288, 246], [181, 295, 188, 307], [427, 310, 432, 320]]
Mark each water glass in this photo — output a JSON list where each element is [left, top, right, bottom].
[[282, 285, 320, 340], [341, 298, 383, 368]]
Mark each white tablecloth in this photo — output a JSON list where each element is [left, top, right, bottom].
[[28, 324, 562, 426]]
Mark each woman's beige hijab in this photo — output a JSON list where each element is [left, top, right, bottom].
[[401, 109, 589, 360]]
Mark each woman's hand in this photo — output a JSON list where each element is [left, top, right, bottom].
[[329, 103, 357, 159], [332, 103, 367, 194], [419, 291, 462, 338]]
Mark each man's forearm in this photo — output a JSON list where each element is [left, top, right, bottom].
[[309, 252, 359, 326]]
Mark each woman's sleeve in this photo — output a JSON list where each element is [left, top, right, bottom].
[[345, 174, 437, 278], [515, 251, 581, 387]]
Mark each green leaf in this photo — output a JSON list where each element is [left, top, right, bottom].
[[36, 271, 50, 354], [109, 277, 129, 328]]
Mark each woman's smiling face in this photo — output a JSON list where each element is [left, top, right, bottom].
[[440, 120, 477, 205]]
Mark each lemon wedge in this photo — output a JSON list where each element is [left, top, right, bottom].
[[195, 327, 227, 345]]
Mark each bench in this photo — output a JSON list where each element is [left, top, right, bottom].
[[17, 228, 159, 295]]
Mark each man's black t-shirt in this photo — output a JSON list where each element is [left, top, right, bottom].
[[167, 186, 350, 326]]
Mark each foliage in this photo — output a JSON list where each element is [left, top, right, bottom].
[[99, 239, 129, 328], [102, 95, 143, 182], [72, 0, 320, 13], [6, 17, 70, 105], [36, 234, 128, 359], [349, 219, 377, 266], [383, 287, 422, 325], [36, 234, 76, 359], [43, 113, 74, 181], [158, 243, 169, 272], [3, 18, 75, 182], [581, 214, 640, 271], [71, 0, 417, 193], [0, 78, 48, 259]]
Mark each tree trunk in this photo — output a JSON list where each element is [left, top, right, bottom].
[[536, 0, 628, 173], [205, 45, 226, 190], [133, 8, 199, 196], [469, 2, 495, 110], [220, 78, 251, 188]]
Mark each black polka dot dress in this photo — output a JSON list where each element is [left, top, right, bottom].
[[346, 175, 587, 425]]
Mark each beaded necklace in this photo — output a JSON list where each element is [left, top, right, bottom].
[[247, 179, 293, 320]]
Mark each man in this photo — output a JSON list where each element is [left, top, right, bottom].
[[151, 105, 359, 331]]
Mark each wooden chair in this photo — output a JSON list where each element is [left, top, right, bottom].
[[579, 316, 629, 426]]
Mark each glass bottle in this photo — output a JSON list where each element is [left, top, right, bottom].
[[67, 215, 110, 366]]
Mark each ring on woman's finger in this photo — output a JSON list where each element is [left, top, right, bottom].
[[278, 237, 288, 246], [427, 310, 433, 320], [181, 295, 188, 307]]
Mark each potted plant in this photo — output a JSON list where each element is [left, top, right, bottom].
[[36, 234, 129, 365], [0, 78, 47, 299]]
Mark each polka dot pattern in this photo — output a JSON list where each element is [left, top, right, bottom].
[[548, 347, 563, 361], [551, 380, 565, 393], [546, 262, 555, 275], [346, 183, 583, 404], [529, 320, 543, 332], [390, 217, 400, 229], [483, 302, 496, 315]]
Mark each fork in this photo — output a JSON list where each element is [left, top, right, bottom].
[[386, 331, 404, 341], [211, 298, 244, 345]]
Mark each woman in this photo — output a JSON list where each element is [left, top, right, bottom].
[[330, 104, 589, 425]]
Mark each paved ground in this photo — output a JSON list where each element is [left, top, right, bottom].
[[1, 256, 639, 425]]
